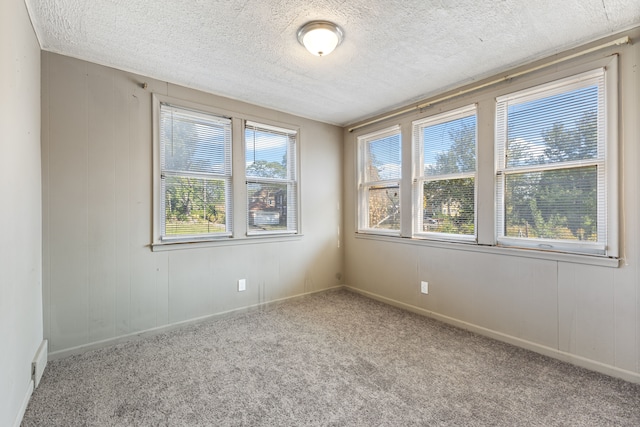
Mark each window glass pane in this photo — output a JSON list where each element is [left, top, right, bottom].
[[245, 122, 298, 235], [245, 126, 291, 179], [164, 176, 229, 236], [423, 178, 475, 235], [504, 167, 597, 241], [365, 134, 401, 181], [496, 69, 608, 253], [247, 182, 295, 232], [161, 107, 231, 175], [506, 85, 598, 167], [413, 106, 476, 240], [358, 126, 401, 234], [423, 115, 476, 176], [159, 103, 232, 240], [367, 185, 400, 230]]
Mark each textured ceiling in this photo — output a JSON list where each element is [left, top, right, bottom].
[[25, 0, 640, 126]]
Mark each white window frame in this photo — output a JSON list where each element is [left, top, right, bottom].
[[245, 120, 299, 236], [152, 94, 303, 249], [495, 61, 618, 257], [153, 98, 233, 243], [357, 125, 402, 235], [412, 104, 478, 242]]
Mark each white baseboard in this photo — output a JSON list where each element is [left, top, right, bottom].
[[45, 284, 640, 383], [32, 340, 48, 388], [13, 379, 34, 427], [345, 286, 640, 384], [13, 339, 49, 427], [48, 286, 344, 361]]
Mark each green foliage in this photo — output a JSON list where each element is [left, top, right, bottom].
[[246, 160, 286, 179], [164, 176, 227, 235], [368, 187, 400, 230], [423, 178, 474, 235], [162, 115, 228, 235], [505, 111, 598, 241], [365, 138, 401, 230], [542, 111, 597, 163], [423, 123, 475, 235]]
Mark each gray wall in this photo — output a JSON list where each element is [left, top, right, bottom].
[[343, 29, 640, 382], [41, 52, 344, 356], [27, 21, 640, 425], [1, 0, 43, 425]]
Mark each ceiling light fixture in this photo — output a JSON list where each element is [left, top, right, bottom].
[[297, 21, 344, 57]]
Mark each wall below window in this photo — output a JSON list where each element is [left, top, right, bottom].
[[1, 0, 43, 426], [343, 28, 640, 382], [41, 52, 344, 357]]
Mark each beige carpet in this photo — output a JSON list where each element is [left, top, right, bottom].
[[22, 289, 640, 426]]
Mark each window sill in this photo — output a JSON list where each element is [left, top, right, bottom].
[[356, 229, 401, 237], [354, 233, 620, 268], [151, 234, 303, 252]]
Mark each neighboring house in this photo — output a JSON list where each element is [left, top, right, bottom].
[[248, 187, 287, 226]]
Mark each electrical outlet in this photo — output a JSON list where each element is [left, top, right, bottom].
[[238, 279, 246, 292], [420, 281, 429, 294]]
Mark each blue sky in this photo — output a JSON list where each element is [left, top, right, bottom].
[[507, 85, 597, 149], [245, 128, 288, 165], [422, 115, 476, 167]]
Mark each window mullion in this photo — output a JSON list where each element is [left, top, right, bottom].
[[363, 179, 400, 187], [162, 170, 229, 180], [501, 159, 601, 175], [399, 121, 413, 237], [246, 177, 296, 185], [232, 117, 246, 238], [422, 171, 476, 182]]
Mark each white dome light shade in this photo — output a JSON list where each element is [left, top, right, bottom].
[[297, 21, 344, 56]]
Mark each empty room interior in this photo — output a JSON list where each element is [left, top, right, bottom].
[[3, 0, 640, 425]]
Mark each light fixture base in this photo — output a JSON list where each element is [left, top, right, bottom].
[[297, 20, 344, 57]]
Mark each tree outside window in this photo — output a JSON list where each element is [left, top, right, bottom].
[[414, 106, 477, 239], [160, 104, 232, 238], [496, 69, 607, 254], [358, 127, 401, 233]]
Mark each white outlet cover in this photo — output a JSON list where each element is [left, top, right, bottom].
[[421, 281, 428, 294], [238, 279, 246, 292]]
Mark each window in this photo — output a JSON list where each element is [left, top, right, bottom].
[[357, 126, 402, 234], [413, 105, 477, 240], [496, 68, 612, 255], [245, 121, 298, 235], [353, 56, 617, 261], [153, 95, 303, 247], [159, 103, 232, 240]]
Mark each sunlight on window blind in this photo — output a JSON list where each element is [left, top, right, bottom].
[[160, 103, 232, 238], [496, 69, 605, 247], [365, 133, 401, 182], [245, 121, 298, 234], [413, 106, 477, 237], [359, 127, 402, 232]]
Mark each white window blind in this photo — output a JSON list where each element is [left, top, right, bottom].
[[358, 126, 402, 234], [159, 103, 232, 239], [245, 121, 298, 235], [413, 105, 477, 240], [496, 69, 606, 254]]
